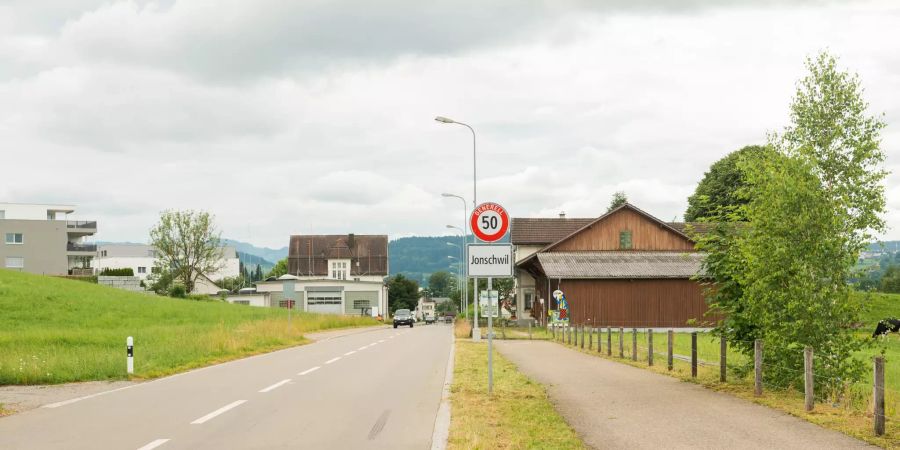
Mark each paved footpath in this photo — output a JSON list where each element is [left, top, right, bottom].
[[495, 340, 874, 450]]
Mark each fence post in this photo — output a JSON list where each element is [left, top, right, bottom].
[[631, 328, 638, 361], [691, 332, 698, 378], [589, 327, 593, 350], [581, 326, 585, 349], [528, 321, 532, 340], [667, 330, 673, 371], [607, 327, 612, 356], [874, 356, 885, 436], [720, 336, 727, 383], [618, 328, 624, 358], [754, 339, 763, 397], [804, 346, 814, 412], [648, 329, 653, 366]]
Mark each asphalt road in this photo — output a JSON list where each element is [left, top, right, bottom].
[[0, 324, 453, 450]]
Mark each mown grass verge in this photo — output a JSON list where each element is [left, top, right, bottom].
[[448, 339, 584, 449], [0, 269, 378, 384]]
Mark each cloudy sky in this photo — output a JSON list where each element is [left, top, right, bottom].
[[2, 1, 899, 249]]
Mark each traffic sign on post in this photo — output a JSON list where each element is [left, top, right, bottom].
[[470, 202, 509, 242], [467, 244, 513, 277]]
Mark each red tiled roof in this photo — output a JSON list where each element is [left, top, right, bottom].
[[510, 218, 595, 245]]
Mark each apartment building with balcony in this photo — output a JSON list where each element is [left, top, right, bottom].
[[0, 203, 97, 275]]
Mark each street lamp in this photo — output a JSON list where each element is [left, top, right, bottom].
[[435, 118, 477, 208], [447, 242, 463, 315], [447, 224, 466, 320], [437, 117, 478, 341]]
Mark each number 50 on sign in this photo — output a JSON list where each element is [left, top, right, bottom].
[[470, 202, 510, 242]]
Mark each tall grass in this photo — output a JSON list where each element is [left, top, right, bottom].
[[0, 270, 377, 384]]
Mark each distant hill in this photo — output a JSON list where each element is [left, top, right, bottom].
[[868, 241, 900, 253], [222, 239, 288, 264], [236, 251, 275, 273], [387, 234, 509, 286]]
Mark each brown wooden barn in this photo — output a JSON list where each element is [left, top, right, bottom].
[[513, 203, 715, 328]]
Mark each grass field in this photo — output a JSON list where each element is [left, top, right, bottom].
[[0, 269, 378, 384], [448, 339, 584, 450]]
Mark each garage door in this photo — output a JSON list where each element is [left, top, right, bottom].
[[307, 292, 343, 314]]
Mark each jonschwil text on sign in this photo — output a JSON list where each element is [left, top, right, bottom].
[[470, 255, 510, 265], [467, 244, 513, 277]]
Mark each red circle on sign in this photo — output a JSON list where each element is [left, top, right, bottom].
[[470, 202, 510, 242]]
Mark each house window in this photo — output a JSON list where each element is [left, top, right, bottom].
[[101, 250, 107, 257], [330, 260, 348, 280], [279, 300, 296, 309], [4, 233, 23, 244], [234, 300, 250, 305], [137, 267, 147, 274], [353, 299, 370, 309], [525, 292, 534, 311], [5, 257, 24, 269], [619, 230, 633, 250], [0, 210, 5, 219]]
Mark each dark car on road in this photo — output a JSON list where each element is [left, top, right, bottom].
[[393, 309, 414, 328]]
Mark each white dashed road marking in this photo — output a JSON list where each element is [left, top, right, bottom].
[[191, 400, 247, 425], [136, 438, 170, 450], [344, 350, 357, 356], [259, 379, 292, 393], [299, 366, 321, 376], [325, 357, 341, 364]]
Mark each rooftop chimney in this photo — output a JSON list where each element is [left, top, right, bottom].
[[559, 211, 566, 218]]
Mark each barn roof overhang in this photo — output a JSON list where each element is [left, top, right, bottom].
[[530, 251, 706, 279]]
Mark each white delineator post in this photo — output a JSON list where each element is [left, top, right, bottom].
[[126, 336, 134, 374]]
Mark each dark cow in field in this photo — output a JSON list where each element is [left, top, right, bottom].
[[873, 318, 900, 338]]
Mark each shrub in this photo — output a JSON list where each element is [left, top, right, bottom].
[[169, 285, 186, 298], [100, 268, 134, 276]]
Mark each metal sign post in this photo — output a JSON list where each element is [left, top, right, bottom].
[[487, 277, 493, 393]]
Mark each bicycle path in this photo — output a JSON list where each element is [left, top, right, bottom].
[[495, 340, 873, 450]]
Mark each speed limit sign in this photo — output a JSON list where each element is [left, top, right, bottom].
[[470, 202, 510, 242]]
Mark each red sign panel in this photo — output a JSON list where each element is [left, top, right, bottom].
[[470, 202, 510, 242]]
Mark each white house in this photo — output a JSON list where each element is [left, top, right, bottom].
[[235, 234, 389, 315], [94, 243, 240, 281]]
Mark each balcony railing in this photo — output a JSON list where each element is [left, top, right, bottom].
[[67, 221, 97, 229], [67, 243, 97, 252]]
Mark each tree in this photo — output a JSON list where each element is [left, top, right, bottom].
[[704, 51, 886, 395], [436, 300, 457, 316], [253, 264, 263, 282], [428, 271, 456, 297], [880, 265, 900, 293], [607, 191, 627, 212], [149, 210, 225, 294], [684, 145, 777, 222], [388, 274, 419, 313], [266, 258, 288, 279]]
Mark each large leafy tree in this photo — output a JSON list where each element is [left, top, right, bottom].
[[388, 274, 420, 313], [702, 52, 886, 395], [685, 145, 776, 222], [149, 210, 225, 294]]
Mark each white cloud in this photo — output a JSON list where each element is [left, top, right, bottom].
[[1, 0, 899, 248]]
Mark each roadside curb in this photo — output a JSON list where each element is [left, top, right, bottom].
[[431, 327, 455, 450]]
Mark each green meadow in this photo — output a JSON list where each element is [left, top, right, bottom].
[[0, 269, 378, 384]]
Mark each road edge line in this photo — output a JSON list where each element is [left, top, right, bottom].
[[430, 326, 455, 450]]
